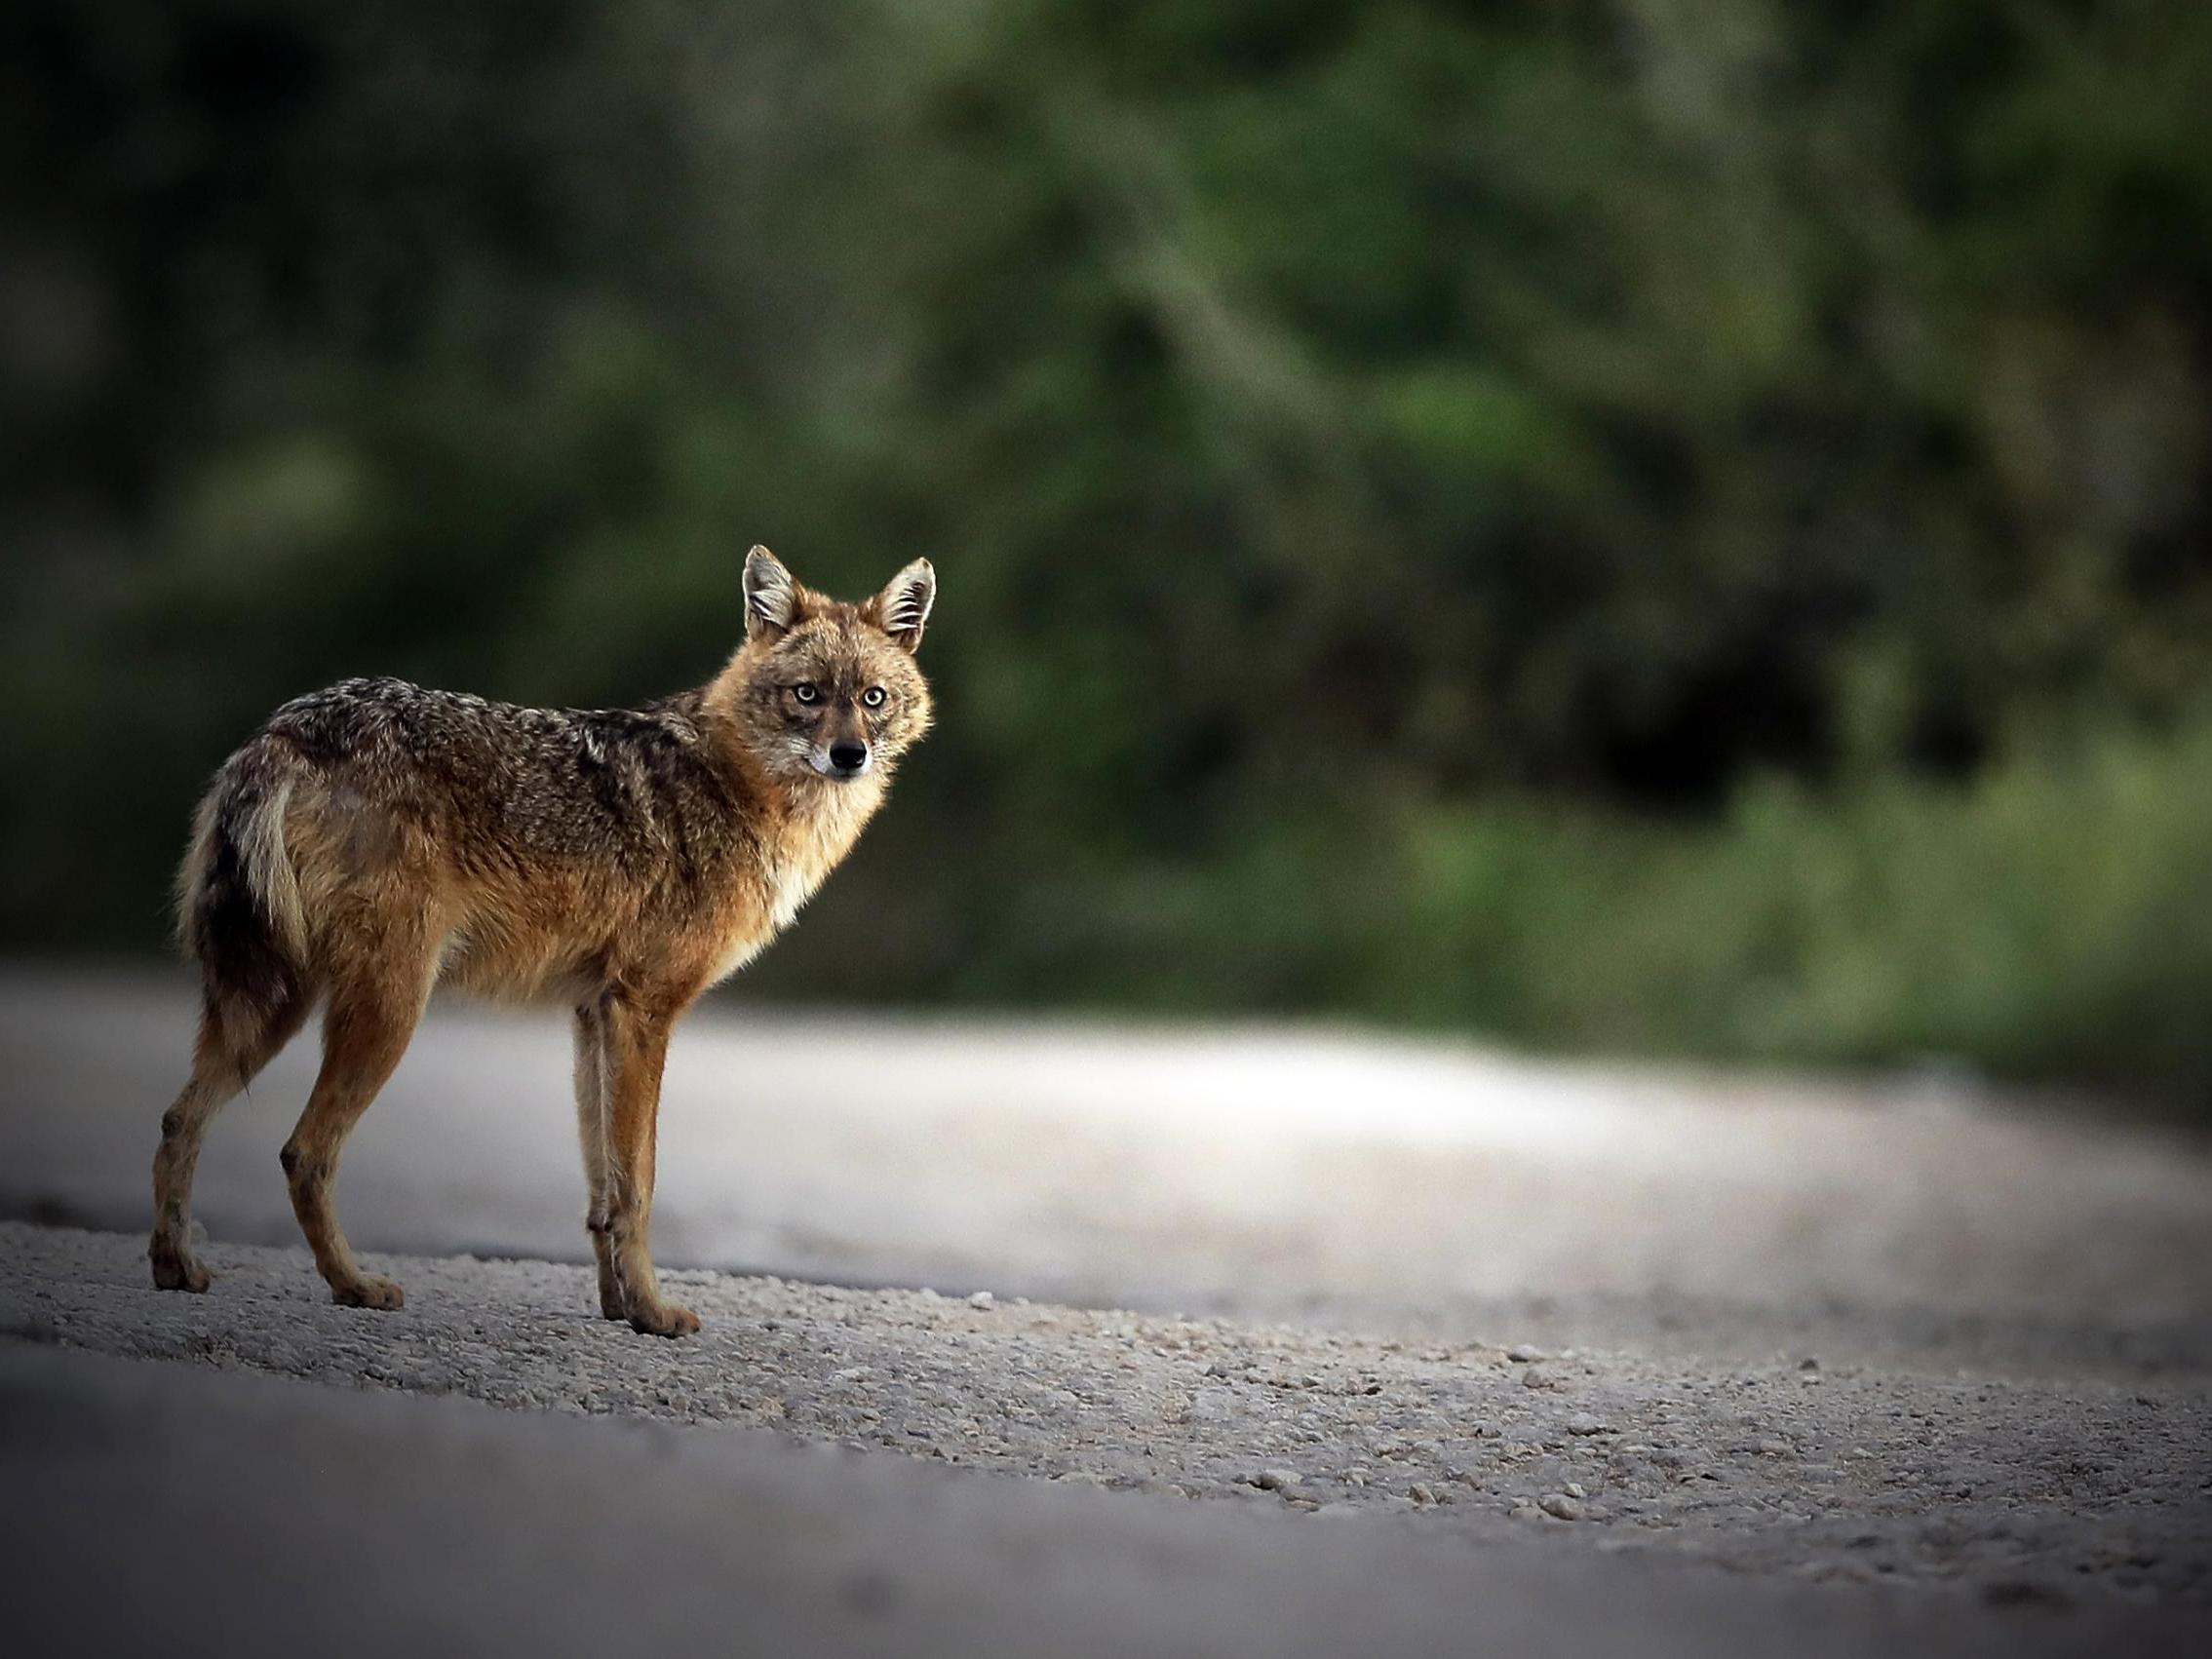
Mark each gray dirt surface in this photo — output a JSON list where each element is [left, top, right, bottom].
[[6, 1222, 2208, 1611], [14, 1341, 2190, 1659], [7, 974, 2212, 1651], [8, 970, 2211, 1382]]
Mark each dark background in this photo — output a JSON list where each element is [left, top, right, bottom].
[[5, 0, 2211, 1109]]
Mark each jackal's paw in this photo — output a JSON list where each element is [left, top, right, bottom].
[[150, 1250, 211, 1293], [627, 1298, 702, 1339], [332, 1274, 406, 1311]]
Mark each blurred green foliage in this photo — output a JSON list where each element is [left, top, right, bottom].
[[5, 1, 2211, 1107]]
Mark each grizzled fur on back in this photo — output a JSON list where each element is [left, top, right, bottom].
[[179, 680, 742, 1046], [153, 546, 934, 1336]]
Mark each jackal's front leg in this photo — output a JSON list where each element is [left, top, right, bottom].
[[600, 994, 699, 1337], [571, 1001, 624, 1321]]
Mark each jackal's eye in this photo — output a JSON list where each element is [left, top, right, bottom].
[[792, 682, 820, 705], [862, 685, 887, 710]]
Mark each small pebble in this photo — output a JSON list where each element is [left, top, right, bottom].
[[1539, 1492, 1585, 1522], [1506, 1344, 1543, 1363], [1566, 1411, 1608, 1436], [1254, 1468, 1302, 1492], [966, 1291, 995, 1310]]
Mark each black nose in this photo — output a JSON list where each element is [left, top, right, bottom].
[[829, 741, 869, 773]]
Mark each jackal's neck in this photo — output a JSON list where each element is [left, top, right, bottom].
[[773, 768, 885, 851]]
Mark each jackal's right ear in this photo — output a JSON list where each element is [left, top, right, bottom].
[[743, 545, 799, 640]]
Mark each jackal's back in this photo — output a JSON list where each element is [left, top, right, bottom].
[[258, 675, 741, 869], [179, 675, 793, 1013]]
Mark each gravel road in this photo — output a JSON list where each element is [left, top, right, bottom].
[[6, 1222, 2208, 1622], [14, 1341, 2183, 1659], [3, 971, 2209, 1652], [6, 970, 2209, 1376]]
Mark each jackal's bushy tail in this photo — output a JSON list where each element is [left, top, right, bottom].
[[176, 741, 314, 1074]]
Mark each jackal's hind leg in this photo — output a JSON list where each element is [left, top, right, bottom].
[[151, 997, 308, 1292], [146, 1079, 224, 1300], [282, 959, 429, 1310], [573, 999, 624, 1320], [151, 1068, 229, 1292]]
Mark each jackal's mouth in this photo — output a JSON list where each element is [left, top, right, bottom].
[[807, 746, 873, 781]]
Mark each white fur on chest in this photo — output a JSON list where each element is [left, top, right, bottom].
[[704, 787, 875, 988], [766, 858, 823, 932], [706, 930, 768, 987], [703, 850, 826, 987]]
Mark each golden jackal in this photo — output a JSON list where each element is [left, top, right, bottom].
[[150, 547, 935, 1335]]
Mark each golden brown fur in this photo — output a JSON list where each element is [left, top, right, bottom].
[[150, 547, 936, 1335]]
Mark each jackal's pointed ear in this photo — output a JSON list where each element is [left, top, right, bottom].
[[873, 559, 936, 653], [743, 545, 799, 640]]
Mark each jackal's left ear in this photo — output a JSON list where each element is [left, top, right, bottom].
[[873, 559, 936, 653], [743, 545, 800, 640]]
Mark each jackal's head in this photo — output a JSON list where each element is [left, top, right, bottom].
[[714, 546, 936, 785]]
